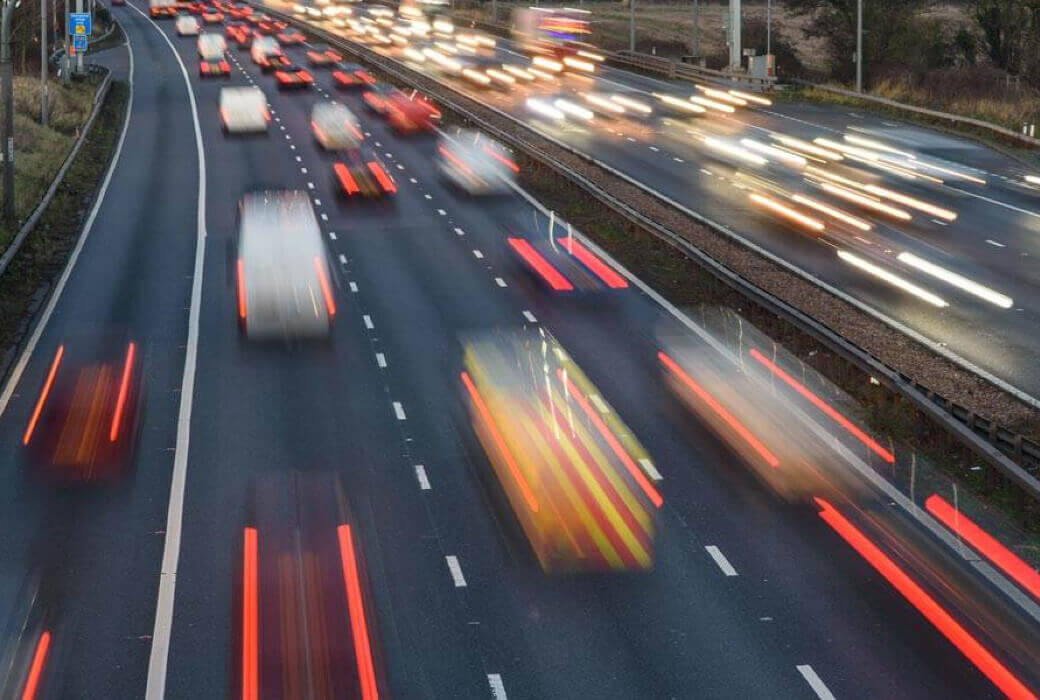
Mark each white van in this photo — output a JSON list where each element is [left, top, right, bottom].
[[220, 86, 269, 134], [237, 191, 334, 340], [310, 103, 362, 150], [197, 34, 227, 60]]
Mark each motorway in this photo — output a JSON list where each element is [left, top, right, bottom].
[[0, 2, 1038, 699], [300, 6, 1040, 406]]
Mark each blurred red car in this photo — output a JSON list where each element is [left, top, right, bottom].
[[200, 58, 230, 76], [384, 91, 440, 133], [332, 62, 375, 88], [22, 341, 143, 483], [274, 64, 313, 89], [276, 29, 305, 46], [201, 9, 224, 23], [333, 153, 396, 198], [306, 48, 342, 67]]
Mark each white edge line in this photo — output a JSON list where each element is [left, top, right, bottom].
[[0, 39, 136, 418], [415, 464, 431, 490], [136, 4, 208, 698], [796, 665, 836, 700], [488, 673, 508, 700]]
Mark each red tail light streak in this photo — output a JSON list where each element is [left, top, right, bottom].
[[814, 497, 1036, 700], [334, 163, 361, 195], [460, 371, 539, 513], [748, 348, 894, 464], [242, 527, 259, 700], [555, 237, 628, 288], [20, 630, 51, 700], [22, 345, 64, 445], [925, 494, 1040, 602], [366, 162, 396, 193], [483, 146, 520, 173], [109, 342, 137, 442], [506, 238, 573, 291], [313, 256, 336, 316], [236, 259, 247, 319], [658, 351, 781, 468], [337, 525, 379, 700], [557, 370, 662, 508]]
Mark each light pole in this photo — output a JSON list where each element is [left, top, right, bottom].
[[629, 0, 634, 52], [41, 0, 48, 124], [766, 0, 771, 57], [728, 0, 741, 70], [691, 0, 698, 57], [1, 0, 17, 224], [856, 0, 863, 92]]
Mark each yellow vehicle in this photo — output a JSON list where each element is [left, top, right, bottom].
[[461, 328, 661, 573]]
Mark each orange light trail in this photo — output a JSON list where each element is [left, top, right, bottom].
[[313, 257, 336, 317], [460, 371, 539, 513], [237, 259, 247, 319], [815, 497, 1036, 700], [337, 525, 379, 700], [334, 163, 360, 195], [556, 237, 628, 288], [748, 348, 894, 463], [367, 162, 396, 193], [658, 351, 780, 468], [242, 527, 258, 700], [557, 370, 662, 508], [925, 494, 1040, 602], [20, 631, 51, 700], [109, 342, 137, 442], [23, 345, 64, 445]]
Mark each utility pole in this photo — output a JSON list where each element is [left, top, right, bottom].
[[855, 0, 863, 92], [75, 0, 83, 74], [41, 0, 48, 124], [766, 0, 771, 57], [629, 0, 634, 52], [728, 0, 741, 70], [2, 0, 16, 224], [691, 0, 698, 57]]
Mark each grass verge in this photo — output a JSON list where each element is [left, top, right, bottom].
[[0, 73, 104, 249], [0, 81, 128, 375]]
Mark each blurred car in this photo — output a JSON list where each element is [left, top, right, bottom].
[[236, 191, 334, 340], [332, 152, 396, 198], [22, 340, 143, 483], [184, 1, 205, 14], [197, 32, 226, 57], [201, 8, 223, 24], [383, 91, 440, 133], [507, 232, 629, 294], [225, 23, 251, 48], [331, 62, 376, 88], [311, 102, 362, 150], [437, 130, 518, 194], [200, 55, 231, 76], [306, 47, 343, 67], [276, 29, 305, 45], [251, 36, 289, 71], [361, 83, 396, 114], [219, 86, 269, 133], [228, 3, 250, 18], [461, 329, 660, 573], [176, 15, 201, 35], [273, 64, 314, 89]]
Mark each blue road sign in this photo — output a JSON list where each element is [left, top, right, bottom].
[[73, 35, 88, 52], [69, 12, 92, 37]]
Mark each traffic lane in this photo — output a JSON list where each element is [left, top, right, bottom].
[[0, 3, 200, 697], [158, 33, 493, 698]]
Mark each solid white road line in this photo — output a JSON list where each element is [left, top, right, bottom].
[[415, 464, 431, 490], [0, 35, 136, 419], [446, 555, 467, 587], [705, 546, 738, 576], [488, 673, 508, 699], [796, 665, 836, 700], [131, 4, 208, 698], [393, 401, 407, 420]]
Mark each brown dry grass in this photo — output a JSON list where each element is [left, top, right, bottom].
[[0, 75, 96, 248]]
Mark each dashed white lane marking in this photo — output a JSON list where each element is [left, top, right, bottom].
[[375, 352, 387, 368], [437, 208, 447, 216], [290, 144, 296, 150], [639, 457, 663, 481], [626, 136, 636, 142], [473, 249, 484, 259], [329, 231, 337, 240], [986, 239, 1006, 247], [364, 131, 371, 137], [495, 277, 507, 287], [338, 254, 347, 264], [396, 164, 405, 170], [349, 282, 359, 293], [307, 181, 315, 189], [375, 140, 382, 147], [700, 168, 713, 176], [445, 555, 467, 587], [931, 218, 948, 226], [415, 464, 431, 490], [796, 665, 836, 700], [363, 315, 375, 329], [320, 213, 328, 221], [705, 546, 738, 576], [673, 157, 684, 163], [385, 152, 392, 158], [280, 125, 286, 131], [649, 146, 659, 152], [295, 155, 302, 162], [410, 177, 418, 183], [301, 167, 308, 174], [522, 310, 537, 323], [393, 401, 407, 420], [488, 674, 507, 700], [424, 194, 433, 200], [454, 227, 465, 236]]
